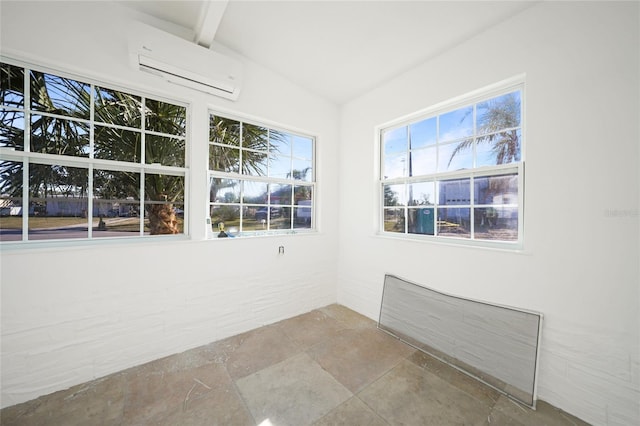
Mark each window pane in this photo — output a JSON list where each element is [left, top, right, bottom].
[[410, 117, 436, 148], [408, 181, 434, 206], [28, 163, 88, 240], [269, 154, 291, 179], [94, 125, 141, 162], [409, 147, 436, 176], [269, 129, 290, 154], [437, 207, 470, 238], [209, 144, 239, 173], [439, 106, 473, 142], [243, 123, 269, 150], [242, 150, 268, 176], [438, 141, 472, 172], [145, 99, 186, 137], [144, 174, 184, 235], [94, 87, 141, 129], [242, 180, 268, 204], [0, 160, 23, 241], [294, 185, 312, 204], [384, 208, 405, 233], [270, 184, 291, 205], [0, 110, 25, 150], [474, 207, 518, 241], [31, 115, 89, 157], [209, 178, 240, 203], [30, 72, 90, 119], [93, 169, 141, 237], [291, 159, 313, 181], [146, 134, 185, 167], [210, 116, 240, 146], [249, 206, 286, 229], [210, 204, 240, 231], [408, 207, 434, 235], [292, 135, 313, 159], [294, 206, 312, 228], [294, 186, 312, 228], [475, 174, 518, 205], [243, 205, 268, 230], [383, 126, 407, 155], [270, 206, 291, 230], [476, 130, 521, 167], [438, 179, 470, 206], [477, 91, 521, 134], [1, 63, 24, 108], [383, 152, 407, 179], [384, 184, 405, 206]]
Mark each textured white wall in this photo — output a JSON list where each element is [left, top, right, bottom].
[[337, 2, 639, 425], [0, 1, 339, 408], [1, 2, 639, 424]]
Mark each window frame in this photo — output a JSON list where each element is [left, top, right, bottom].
[[377, 77, 525, 250], [0, 58, 190, 244], [207, 110, 316, 238]]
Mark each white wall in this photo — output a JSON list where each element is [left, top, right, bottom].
[[1, 2, 639, 424], [0, 1, 340, 408], [338, 2, 639, 426]]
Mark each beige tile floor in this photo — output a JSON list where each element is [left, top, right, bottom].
[[1, 304, 589, 426]]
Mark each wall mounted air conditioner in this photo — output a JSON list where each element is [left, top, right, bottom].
[[128, 21, 243, 100]]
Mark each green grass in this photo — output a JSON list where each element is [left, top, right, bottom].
[[0, 216, 184, 233], [0, 216, 86, 229]]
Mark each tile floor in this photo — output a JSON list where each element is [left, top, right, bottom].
[[1, 304, 589, 426]]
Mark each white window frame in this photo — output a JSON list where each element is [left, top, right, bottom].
[[207, 110, 316, 238], [377, 76, 525, 250], [0, 58, 190, 244]]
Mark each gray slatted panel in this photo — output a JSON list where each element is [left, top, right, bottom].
[[378, 274, 542, 408]]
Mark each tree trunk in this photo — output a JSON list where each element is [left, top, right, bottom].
[[148, 197, 179, 235]]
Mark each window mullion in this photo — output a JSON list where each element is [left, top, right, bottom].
[[470, 176, 475, 239], [140, 169, 145, 236], [240, 121, 244, 176], [22, 161, 28, 241], [87, 84, 95, 239], [22, 65, 30, 240], [87, 164, 93, 239], [140, 96, 146, 165]]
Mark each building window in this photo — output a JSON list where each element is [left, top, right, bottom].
[[0, 61, 188, 242], [380, 82, 523, 247], [208, 113, 314, 237]]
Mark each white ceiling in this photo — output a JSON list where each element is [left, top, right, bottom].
[[118, 0, 536, 105]]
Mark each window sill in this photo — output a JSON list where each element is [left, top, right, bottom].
[[207, 229, 318, 240], [374, 231, 529, 254], [0, 234, 191, 252]]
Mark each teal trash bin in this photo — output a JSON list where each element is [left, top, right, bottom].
[[416, 207, 434, 235]]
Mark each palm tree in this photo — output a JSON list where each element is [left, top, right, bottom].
[[448, 92, 521, 167], [208, 116, 284, 218]]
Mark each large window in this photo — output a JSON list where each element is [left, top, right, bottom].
[[0, 61, 188, 242], [208, 113, 315, 237], [380, 82, 523, 247]]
